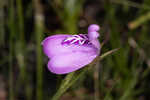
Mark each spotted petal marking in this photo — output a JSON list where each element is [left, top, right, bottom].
[[62, 34, 91, 45]]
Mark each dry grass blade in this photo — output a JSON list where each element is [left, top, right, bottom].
[[128, 12, 150, 29]]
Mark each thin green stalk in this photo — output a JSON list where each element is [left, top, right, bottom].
[[16, 0, 31, 99], [33, 0, 44, 99], [16, 0, 25, 82], [35, 19, 44, 100], [110, 0, 150, 10], [8, 0, 15, 99], [94, 61, 100, 100], [9, 34, 14, 100], [51, 49, 119, 100], [128, 12, 150, 29], [0, 1, 5, 46], [51, 72, 75, 100]]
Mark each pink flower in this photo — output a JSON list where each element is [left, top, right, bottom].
[[42, 24, 100, 74]]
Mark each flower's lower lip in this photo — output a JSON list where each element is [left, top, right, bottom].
[[48, 52, 99, 74]]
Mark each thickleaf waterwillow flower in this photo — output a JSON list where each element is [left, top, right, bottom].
[[42, 24, 101, 74]]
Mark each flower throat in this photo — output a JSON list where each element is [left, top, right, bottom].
[[62, 34, 92, 45]]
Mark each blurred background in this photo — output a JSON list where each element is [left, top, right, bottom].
[[0, 0, 150, 100]]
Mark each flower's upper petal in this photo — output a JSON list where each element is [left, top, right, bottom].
[[48, 51, 98, 74], [42, 34, 100, 58], [42, 34, 70, 58], [88, 24, 100, 32]]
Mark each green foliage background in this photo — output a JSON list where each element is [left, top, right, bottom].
[[0, 0, 150, 100]]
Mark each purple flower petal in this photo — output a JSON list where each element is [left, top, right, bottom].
[[48, 51, 97, 74], [42, 34, 70, 58]]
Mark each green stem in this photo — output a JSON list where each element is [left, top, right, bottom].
[[8, 0, 15, 99], [33, 0, 44, 99], [51, 48, 119, 100]]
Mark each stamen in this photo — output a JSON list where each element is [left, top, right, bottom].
[[62, 34, 91, 45]]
